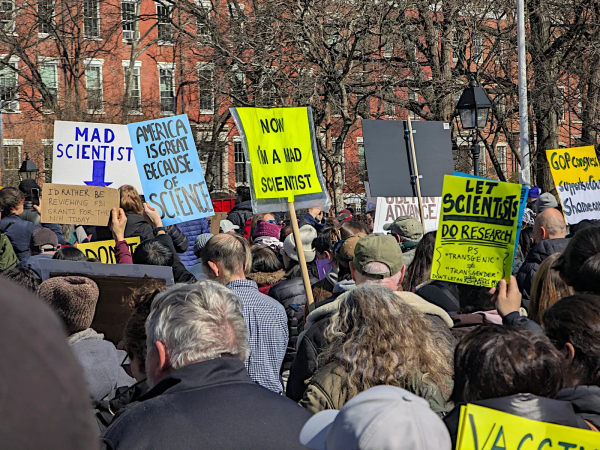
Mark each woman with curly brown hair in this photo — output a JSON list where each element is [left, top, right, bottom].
[[299, 284, 453, 415]]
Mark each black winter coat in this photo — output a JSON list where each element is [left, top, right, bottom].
[[444, 394, 592, 448], [101, 358, 311, 450], [0, 215, 64, 262], [226, 200, 253, 230], [556, 385, 600, 431], [123, 212, 188, 253], [269, 275, 318, 371], [516, 237, 569, 304]]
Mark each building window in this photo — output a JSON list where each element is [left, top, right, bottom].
[[156, 2, 172, 43], [452, 31, 465, 63], [38, 0, 54, 34], [478, 142, 487, 176], [123, 62, 141, 113], [196, 0, 211, 42], [382, 41, 393, 59], [473, 35, 483, 63], [497, 144, 507, 176], [159, 64, 175, 114], [0, 61, 18, 112], [261, 74, 276, 106], [408, 88, 418, 120], [85, 62, 103, 113], [198, 64, 213, 113], [234, 139, 247, 184], [39, 61, 58, 110], [231, 68, 245, 99], [384, 87, 396, 116], [358, 138, 366, 183], [558, 86, 565, 121], [42, 139, 52, 182], [83, 0, 100, 38], [3, 142, 21, 186], [0, 0, 14, 33], [121, 0, 138, 41]]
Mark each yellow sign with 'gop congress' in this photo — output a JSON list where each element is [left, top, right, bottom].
[[232, 107, 322, 201], [546, 145, 600, 185], [430, 175, 521, 288], [457, 403, 599, 450]]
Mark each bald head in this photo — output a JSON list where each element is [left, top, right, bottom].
[[533, 208, 566, 242], [201, 233, 251, 283]]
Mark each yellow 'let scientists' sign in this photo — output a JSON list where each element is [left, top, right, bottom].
[[430, 175, 521, 288], [457, 404, 599, 450], [233, 107, 322, 201]]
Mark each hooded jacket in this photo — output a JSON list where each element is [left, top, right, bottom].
[[444, 394, 592, 447], [247, 269, 286, 295], [0, 215, 64, 262], [298, 212, 325, 232], [176, 218, 210, 268], [226, 200, 253, 230], [269, 271, 319, 371], [101, 357, 312, 450], [556, 385, 600, 431], [516, 237, 569, 303]]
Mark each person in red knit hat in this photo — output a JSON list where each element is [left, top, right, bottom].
[[253, 219, 284, 252]]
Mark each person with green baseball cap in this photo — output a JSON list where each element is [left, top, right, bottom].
[[382, 216, 424, 266]]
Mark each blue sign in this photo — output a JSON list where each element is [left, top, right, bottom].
[[128, 114, 214, 226]]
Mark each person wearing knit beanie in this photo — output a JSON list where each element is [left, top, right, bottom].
[[253, 219, 284, 252], [37, 276, 134, 400]]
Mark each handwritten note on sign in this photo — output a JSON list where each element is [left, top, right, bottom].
[[456, 404, 599, 450], [546, 145, 600, 225], [430, 175, 521, 288], [40, 183, 120, 226], [232, 107, 322, 201]]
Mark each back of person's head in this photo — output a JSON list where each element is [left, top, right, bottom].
[[201, 233, 250, 282], [193, 233, 214, 259], [450, 325, 563, 403], [2, 267, 40, 292], [517, 226, 535, 260], [119, 185, 143, 215], [250, 245, 282, 273], [145, 281, 249, 387], [402, 230, 436, 292], [555, 227, 600, 294], [300, 386, 451, 450], [351, 234, 404, 289], [456, 283, 496, 313], [339, 219, 370, 240], [543, 294, 600, 386], [569, 219, 600, 236], [0, 187, 25, 216], [37, 276, 100, 336], [132, 239, 174, 267], [280, 225, 293, 243], [123, 281, 164, 382], [533, 207, 567, 241], [529, 253, 574, 325], [313, 226, 337, 260], [52, 247, 88, 261], [236, 186, 251, 203], [0, 278, 98, 449], [322, 284, 453, 399]]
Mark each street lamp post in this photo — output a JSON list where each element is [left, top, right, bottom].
[[18, 153, 39, 181], [455, 78, 492, 177]]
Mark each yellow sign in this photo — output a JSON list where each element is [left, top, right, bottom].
[[233, 107, 322, 201], [77, 237, 140, 264], [457, 403, 599, 450], [546, 146, 600, 225], [546, 145, 600, 185], [430, 175, 521, 288]]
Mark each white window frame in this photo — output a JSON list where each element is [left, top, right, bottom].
[[84, 58, 104, 114], [496, 143, 507, 178], [195, 0, 211, 43], [122, 60, 142, 114], [156, 1, 173, 45], [357, 137, 365, 184], [38, 0, 55, 37], [197, 62, 214, 114], [0, 0, 15, 35], [38, 56, 59, 111], [83, 0, 101, 39], [3, 139, 23, 171], [473, 35, 483, 63], [407, 88, 418, 120], [0, 55, 19, 113], [158, 61, 176, 115], [233, 136, 247, 186], [382, 41, 393, 59]]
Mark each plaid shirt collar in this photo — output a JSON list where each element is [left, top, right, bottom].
[[226, 279, 258, 290]]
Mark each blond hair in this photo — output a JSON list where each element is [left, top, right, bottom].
[[321, 284, 453, 399]]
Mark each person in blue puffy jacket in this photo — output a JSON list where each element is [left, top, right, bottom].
[[177, 218, 210, 268]]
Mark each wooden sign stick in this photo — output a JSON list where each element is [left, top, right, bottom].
[[407, 117, 426, 229], [288, 200, 315, 306]]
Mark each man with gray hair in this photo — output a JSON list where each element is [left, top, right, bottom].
[[202, 233, 288, 394], [102, 281, 311, 449]]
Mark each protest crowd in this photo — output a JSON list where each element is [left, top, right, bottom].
[[3, 113, 600, 449]]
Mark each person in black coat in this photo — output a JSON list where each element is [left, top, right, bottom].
[[516, 208, 568, 303], [226, 186, 253, 230], [101, 282, 311, 450], [269, 225, 319, 372]]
